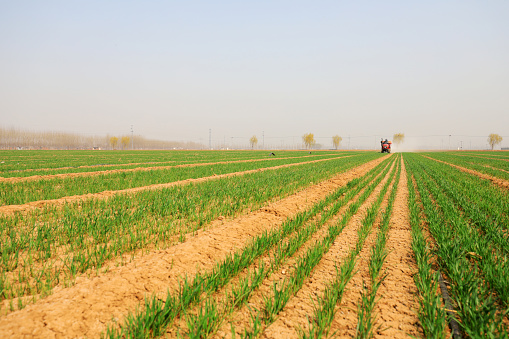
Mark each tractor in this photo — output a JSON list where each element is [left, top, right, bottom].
[[381, 139, 392, 153]]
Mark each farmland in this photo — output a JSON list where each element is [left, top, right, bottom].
[[0, 150, 508, 338]]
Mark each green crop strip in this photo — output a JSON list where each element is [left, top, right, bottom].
[[180, 157, 394, 338], [0, 150, 351, 177], [242, 157, 397, 338], [405, 159, 447, 338], [405, 154, 508, 338], [409, 155, 509, 309], [0, 152, 347, 179], [0, 153, 363, 206], [423, 152, 509, 181], [409, 155, 509, 255], [0, 153, 383, 312], [103, 156, 396, 338], [355, 155, 401, 338], [301, 156, 399, 339]]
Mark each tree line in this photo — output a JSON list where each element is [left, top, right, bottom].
[[0, 127, 202, 150]]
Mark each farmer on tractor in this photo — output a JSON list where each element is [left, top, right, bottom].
[[381, 139, 392, 153]]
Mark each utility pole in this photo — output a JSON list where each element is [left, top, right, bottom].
[[262, 131, 265, 149], [131, 125, 134, 150], [449, 135, 451, 150], [209, 129, 211, 149]]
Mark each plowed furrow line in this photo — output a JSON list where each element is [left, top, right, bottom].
[[325, 164, 397, 338], [0, 157, 388, 338], [110, 158, 394, 339], [373, 157, 421, 338], [214, 159, 397, 338], [0, 156, 349, 216], [0, 154, 330, 182], [422, 155, 509, 190], [172, 160, 393, 339]]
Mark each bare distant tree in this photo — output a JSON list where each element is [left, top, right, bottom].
[[249, 135, 258, 149], [332, 135, 342, 150], [0, 126, 204, 150], [121, 136, 130, 150], [302, 133, 316, 149], [393, 133, 405, 145], [110, 136, 119, 150], [488, 133, 503, 150]]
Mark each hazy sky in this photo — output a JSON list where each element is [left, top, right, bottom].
[[1, 1, 508, 149]]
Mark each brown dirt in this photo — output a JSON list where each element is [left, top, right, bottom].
[[422, 155, 509, 190], [372, 156, 422, 338], [0, 156, 353, 216], [0, 156, 388, 338], [262, 160, 397, 338], [0, 154, 328, 183], [327, 162, 397, 338], [211, 158, 396, 339]]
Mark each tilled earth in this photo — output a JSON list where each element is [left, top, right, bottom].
[[0, 155, 429, 338]]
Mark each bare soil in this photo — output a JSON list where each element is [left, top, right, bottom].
[[212, 159, 396, 339], [0, 156, 350, 216], [373, 157, 422, 338], [0, 156, 386, 338]]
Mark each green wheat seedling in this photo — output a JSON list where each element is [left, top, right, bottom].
[[181, 158, 396, 337], [104, 158, 392, 339], [302, 157, 399, 339], [245, 157, 399, 337], [355, 159, 401, 338], [406, 154, 508, 338], [1, 154, 382, 305], [0, 152, 366, 206]]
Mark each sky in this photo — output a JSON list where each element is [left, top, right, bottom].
[[1, 1, 508, 149]]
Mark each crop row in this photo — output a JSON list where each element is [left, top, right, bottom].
[[0, 150, 346, 177], [457, 151, 509, 160], [105, 154, 399, 338], [405, 153, 509, 338], [0, 153, 383, 311], [423, 152, 509, 181], [0, 153, 365, 206]]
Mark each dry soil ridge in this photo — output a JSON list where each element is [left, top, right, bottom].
[[260, 159, 397, 338], [373, 156, 422, 338], [327, 161, 398, 337], [0, 156, 352, 216], [0, 155, 388, 338], [211, 159, 395, 338]]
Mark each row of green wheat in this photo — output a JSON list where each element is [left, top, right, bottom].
[[0, 153, 382, 312], [0, 153, 358, 206], [423, 152, 509, 181], [303, 155, 400, 339], [103, 154, 397, 338], [405, 153, 509, 338], [0, 150, 345, 176]]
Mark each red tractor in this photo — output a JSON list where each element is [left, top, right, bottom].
[[381, 139, 392, 153]]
